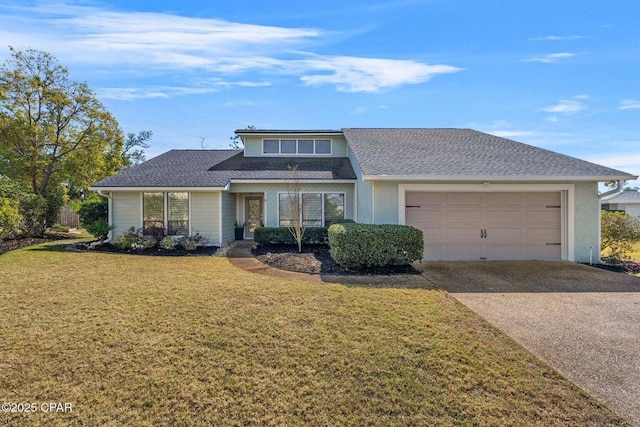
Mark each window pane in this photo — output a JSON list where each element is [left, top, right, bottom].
[[168, 192, 189, 235], [263, 139, 279, 154], [281, 139, 297, 154], [324, 193, 344, 226], [298, 139, 314, 154], [302, 193, 322, 226], [315, 139, 331, 154], [143, 192, 164, 235], [279, 193, 299, 227]]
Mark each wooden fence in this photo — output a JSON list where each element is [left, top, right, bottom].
[[57, 209, 81, 228]]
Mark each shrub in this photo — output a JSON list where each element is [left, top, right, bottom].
[[159, 236, 177, 250], [178, 232, 208, 250], [601, 210, 640, 263], [328, 223, 423, 269], [0, 197, 22, 239], [78, 199, 108, 225], [114, 227, 158, 250], [254, 226, 339, 246], [86, 219, 115, 241]]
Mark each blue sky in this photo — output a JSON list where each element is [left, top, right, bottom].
[[1, 0, 639, 186]]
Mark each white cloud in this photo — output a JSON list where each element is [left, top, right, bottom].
[[529, 35, 584, 41], [98, 81, 272, 100], [523, 52, 579, 63], [541, 99, 586, 114], [0, 3, 461, 94], [299, 55, 462, 92], [619, 99, 640, 110]]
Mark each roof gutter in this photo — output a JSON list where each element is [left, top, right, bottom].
[[598, 179, 625, 199], [96, 189, 113, 242], [362, 175, 636, 182]]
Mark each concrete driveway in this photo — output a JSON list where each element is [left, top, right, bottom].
[[419, 261, 640, 425]]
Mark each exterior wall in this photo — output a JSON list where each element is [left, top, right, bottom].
[[220, 192, 236, 244], [243, 135, 348, 158], [347, 145, 372, 223], [372, 182, 399, 224], [190, 192, 220, 244], [228, 182, 355, 227], [574, 182, 600, 263], [111, 191, 141, 237]]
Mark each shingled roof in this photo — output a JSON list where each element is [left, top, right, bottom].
[[91, 150, 356, 188], [342, 128, 635, 180], [601, 191, 640, 203]]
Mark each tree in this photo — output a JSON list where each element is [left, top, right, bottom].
[[601, 210, 640, 262], [285, 165, 306, 252], [0, 47, 125, 233], [122, 130, 152, 167], [229, 125, 255, 149]]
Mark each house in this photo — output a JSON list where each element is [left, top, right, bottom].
[[90, 128, 637, 262], [601, 191, 640, 217]]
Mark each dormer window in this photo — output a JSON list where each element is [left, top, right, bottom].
[[262, 138, 332, 155]]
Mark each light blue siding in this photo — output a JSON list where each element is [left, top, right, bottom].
[[229, 183, 355, 227], [372, 182, 399, 224], [190, 192, 219, 244], [221, 192, 236, 244], [574, 182, 600, 263], [111, 192, 141, 237], [243, 135, 348, 158], [348, 145, 373, 223]]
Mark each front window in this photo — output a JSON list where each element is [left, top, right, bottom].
[[324, 193, 345, 226], [279, 192, 345, 227], [168, 192, 189, 235], [262, 138, 332, 155], [143, 192, 164, 235], [143, 192, 190, 235], [278, 193, 299, 227]]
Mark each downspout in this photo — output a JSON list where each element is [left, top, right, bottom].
[[597, 180, 625, 263], [97, 189, 113, 242]]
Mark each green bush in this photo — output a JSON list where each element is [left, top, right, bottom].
[[86, 219, 114, 241], [0, 197, 22, 239], [254, 221, 355, 246], [78, 199, 108, 225], [328, 223, 423, 269]]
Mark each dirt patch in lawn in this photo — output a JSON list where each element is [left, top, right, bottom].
[[253, 244, 421, 276]]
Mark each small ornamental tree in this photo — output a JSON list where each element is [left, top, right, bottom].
[[601, 210, 640, 262], [285, 165, 305, 252]]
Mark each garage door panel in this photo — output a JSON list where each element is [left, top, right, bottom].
[[406, 191, 562, 261], [444, 244, 484, 260], [486, 209, 522, 224]]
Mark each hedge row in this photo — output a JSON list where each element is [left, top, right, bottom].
[[328, 223, 423, 269], [253, 220, 355, 246]]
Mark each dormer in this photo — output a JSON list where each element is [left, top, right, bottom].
[[236, 129, 348, 158]]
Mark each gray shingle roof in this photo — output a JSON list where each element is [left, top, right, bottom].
[[91, 150, 356, 188], [342, 128, 636, 180], [602, 191, 640, 203]]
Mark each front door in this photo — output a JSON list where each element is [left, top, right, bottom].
[[244, 196, 263, 239]]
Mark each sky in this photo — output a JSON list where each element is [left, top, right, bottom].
[[1, 0, 639, 186]]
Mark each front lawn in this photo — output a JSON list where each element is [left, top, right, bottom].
[[0, 240, 629, 426]]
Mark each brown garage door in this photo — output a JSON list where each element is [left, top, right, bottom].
[[405, 192, 562, 261]]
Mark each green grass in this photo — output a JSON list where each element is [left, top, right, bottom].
[[0, 240, 629, 426]]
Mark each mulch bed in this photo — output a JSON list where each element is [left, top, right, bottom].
[[88, 242, 220, 257], [0, 233, 78, 256], [253, 244, 421, 276]]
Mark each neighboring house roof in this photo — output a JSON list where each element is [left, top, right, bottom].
[[342, 128, 635, 181], [91, 150, 356, 189], [601, 191, 640, 204]]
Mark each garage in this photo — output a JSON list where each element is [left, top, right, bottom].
[[405, 192, 562, 261]]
